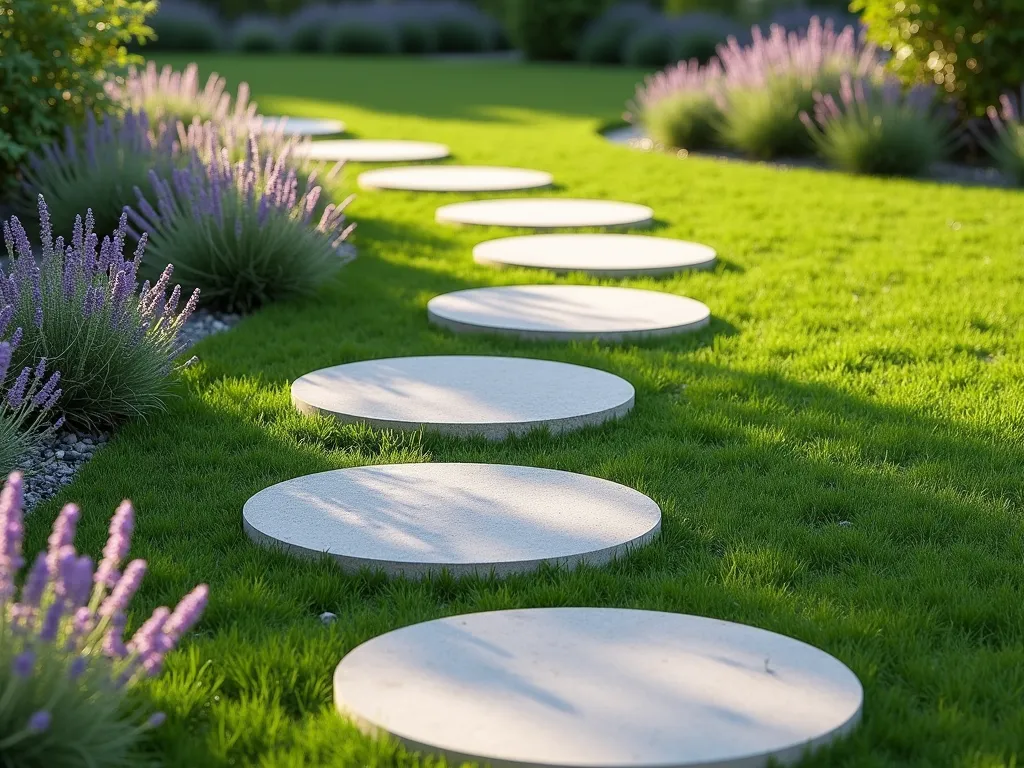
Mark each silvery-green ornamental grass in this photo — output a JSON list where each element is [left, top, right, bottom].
[[1, 197, 198, 430], [19, 111, 176, 240], [0, 329, 63, 477], [130, 133, 354, 314], [979, 89, 1024, 186], [802, 75, 952, 177], [0, 471, 208, 768]]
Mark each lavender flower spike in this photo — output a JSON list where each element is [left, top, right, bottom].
[[26, 711, 51, 733], [98, 558, 147, 618], [94, 500, 135, 588], [163, 584, 209, 644]]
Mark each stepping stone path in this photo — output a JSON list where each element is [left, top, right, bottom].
[[474, 233, 717, 276], [359, 166, 553, 192], [255, 116, 346, 136], [243, 464, 661, 578], [291, 356, 634, 439], [428, 285, 711, 341], [333, 608, 864, 768], [436, 198, 654, 229], [295, 140, 450, 163]]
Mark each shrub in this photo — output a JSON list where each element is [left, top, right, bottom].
[[630, 59, 725, 150], [434, 16, 490, 53], [717, 18, 880, 159], [623, 24, 675, 69], [145, 0, 223, 52], [231, 15, 284, 53], [0, 333, 63, 478], [979, 90, 1024, 186], [507, 0, 611, 61], [0, 0, 154, 182], [853, 0, 1024, 118], [108, 62, 258, 127], [395, 19, 439, 55], [325, 20, 401, 55], [671, 12, 741, 65], [578, 3, 657, 65], [1, 197, 198, 429], [286, 3, 335, 52], [19, 111, 177, 242], [802, 76, 952, 176], [0, 471, 209, 768], [130, 135, 355, 314]]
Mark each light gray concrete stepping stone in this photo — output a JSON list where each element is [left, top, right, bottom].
[[291, 356, 634, 439], [358, 166, 553, 192], [436, 199, 654, 229], [334, 608, 864, 768], [295, 140, 450, 163], [474, 234, 716, 277], [428, 285, 711, 341], [243, 465, 661, 577], [255, 116, 346, 136]]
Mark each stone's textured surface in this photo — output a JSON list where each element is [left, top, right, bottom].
[[255, 116, 346, 137], [474, 234, 717, 277], [291, 356, 634, 439], [243, 465, 662, 578], [436, 199, 655, 229], [334, 608, 864, 768], [358, 166, 553, 192], [295, 140, 450, 163], [428, 285, 711, 341]]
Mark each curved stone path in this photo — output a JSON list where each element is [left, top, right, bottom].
[[428, 285, 711, 341], [243, 464, 661, 578], [436, 198, 655, 229], [334, 608, 864, 768], [359, 166, 553, 192], [291, 355, 635, 438], [474, 233, 717, 276], [295, 139, 450, 163]]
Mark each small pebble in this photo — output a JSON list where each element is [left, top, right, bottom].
[[320, 612, 338, 625], [838, 521, 852, 528]]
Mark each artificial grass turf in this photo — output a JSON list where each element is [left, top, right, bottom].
[[22, 55, 1024, 765]]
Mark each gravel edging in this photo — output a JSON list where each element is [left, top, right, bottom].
[[20, 309, 241, 511]]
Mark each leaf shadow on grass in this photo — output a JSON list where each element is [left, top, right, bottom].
[[20, 346, 1024, 766]]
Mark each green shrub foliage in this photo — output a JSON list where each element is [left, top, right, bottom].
[[0, 0, 154, 182], [507, 0, 611, 60], [326, 20, 401, 55], [853, 0, 1024, 117]]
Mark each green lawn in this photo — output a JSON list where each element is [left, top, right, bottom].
[[28, 56, 1024, 766]]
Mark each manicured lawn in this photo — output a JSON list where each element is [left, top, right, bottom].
[[27, 55, 1024, 766]]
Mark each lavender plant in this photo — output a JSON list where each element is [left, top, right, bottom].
[[130, 134, 354, 313], [107, 62, 258, 129], [717, 17, 880, 158], [979, 90, 1024, 187], [802, 75, 952, 176], [1, 197, 198, 429], [19, 111, 177, 240], [0, 471, 209, 768], [629, 59, 726, 150], [0, 331, 63, 477]]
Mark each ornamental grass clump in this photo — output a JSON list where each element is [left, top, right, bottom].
[[0, 471, 209, 768], [108, 62, 257, 128], [0, 331, 63, 477], [717, 18, 881, 159], [19, 111, 177, 240], [2, 197, 199, 430], [802, 76, 952, 177], [979, 90, 1024, 187], [131, 133, 355, 314], [628, 59, 726, 151]]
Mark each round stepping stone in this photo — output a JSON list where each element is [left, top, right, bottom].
[[257, 116, 346, 136], [358, 166, 553, 192], [291, 356, 634, 439], [474, 233, 717, 277], [334, 609, 864, 768], [295, 139, 450, 163], [428, 285, 711, 342], [436, 198, 654, 229], [243, 465, 661, 577]]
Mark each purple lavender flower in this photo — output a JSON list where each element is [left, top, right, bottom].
[[99, 559, 147, 618], [164, 584, 209, 644], [20, 552, 50, 607], [47, 504, 84, 565], [12, 649, 35, 677], [67, 655, 87, 680], [980, 88, 1024, 185], [38, 600, 65, 642], [95, 501, 134, 588], [146, 712, 167, 729], [6, 366, 31, 408], [0, 471, 25, 585], [26, 710, 51, 733]]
